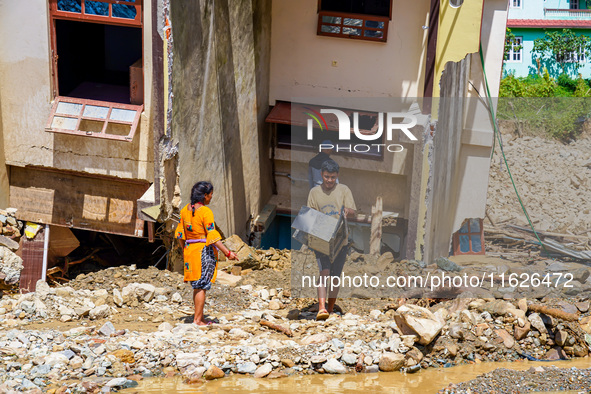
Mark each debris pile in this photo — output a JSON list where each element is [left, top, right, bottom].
[[0, 208, 25, 291], [487, 134, 591, 239]]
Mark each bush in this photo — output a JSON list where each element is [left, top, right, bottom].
[[557, 73, 577, 92]]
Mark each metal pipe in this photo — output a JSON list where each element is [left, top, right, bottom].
[[41, 224, 50, 282]]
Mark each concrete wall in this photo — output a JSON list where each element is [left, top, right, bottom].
[[269, 0, 430, 103], [170, 0, 272, 238], [0, 0, 154, 181]]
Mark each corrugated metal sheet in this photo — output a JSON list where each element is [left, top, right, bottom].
[[19, 230, 45, 293]]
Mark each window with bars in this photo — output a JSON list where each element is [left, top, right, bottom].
[[557, 47, 586, 63], [507, 36, 522, 62], [317, 0, 392, 42], [47, 0, 144, 140], [510, 0, 522, 8], [570, 0, 579, 10], [453, 219, 485, 255]]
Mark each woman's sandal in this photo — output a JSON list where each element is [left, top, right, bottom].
[[316, 309, 330, 321]]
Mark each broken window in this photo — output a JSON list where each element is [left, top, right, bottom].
[[47, 0, 143, 140], [317, 0, 391, 42], [453, 218, 485, 255]]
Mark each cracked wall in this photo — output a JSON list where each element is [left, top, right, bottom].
[[169, 0, 272, 238]]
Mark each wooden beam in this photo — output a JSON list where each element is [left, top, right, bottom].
[[370, 196, 383, 255]]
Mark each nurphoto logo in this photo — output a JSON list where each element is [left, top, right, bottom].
[[306, 109, 418, 153]]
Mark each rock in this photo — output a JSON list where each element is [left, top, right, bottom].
[[435, 257, 462, 272], [573, 344, 588, 357], [573, 268, 590, 283], [322, 359, 347, 374], [370, 310, 382, 319], [135, 284, 156, 302], [575, 301, 590, 313], [395, 304, 443, 345], [98, 322, 116, 336], [555, 330, 568, 347], [0, 247, 24, 286], [237, 362, 257, 374], [446, 343, 458, 357], [378, 352, 405, 372], [113, 289, 123, 307], [44, 353, 69, 367], [528, 313, 547, 334], [341, 353, 358, 365], [259, 289, 270, 301], [172, 292, 183, 303], [495, 329, 515, 348], [158, 322, 173, 331], [268, 300, 281, 310], [580, 315, 591, 334], [517, 298, 528, 312], [544, 347, 567, 360], [514, 321, 530, 340], [310, 355, 327, 364], [35, 280, 51, 299], [105, 378, 128, 388], [111, 349, 135, 364], [287, 309, 300, 320], [0, 235, 19, 251], [254, 363, 273, 378], [216, 271, 242, 287], [55, 286, 75, 298], [281, 359, 295, 368], [449, 323, 464, 340], [204, 365, 225, 380], [301, 333, 330, 345], [89, 305, 111, 320], [478, 300, 513, 316]]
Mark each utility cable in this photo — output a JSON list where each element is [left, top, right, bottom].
[[478, 45, 549, 255]]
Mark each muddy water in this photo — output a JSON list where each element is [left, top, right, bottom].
[[122, 359, 591, 393]]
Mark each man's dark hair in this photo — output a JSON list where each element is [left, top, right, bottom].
[[190, 181, 214, 205], [321, 159, 339, 174]]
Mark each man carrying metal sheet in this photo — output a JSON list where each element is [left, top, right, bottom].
[[307, 159, 356, 320]]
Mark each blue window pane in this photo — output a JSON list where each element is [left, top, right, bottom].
[[86, 1, 109, 16], [469, 218, 480, 232], [459, 221, 469, 233], [471, 235, 482, 252], [58, 0, 82, 13], [113, 4, 137, 19], [364, 30, 383, 38], [365, 20, 384, 29], [459, 235, 470, 253]]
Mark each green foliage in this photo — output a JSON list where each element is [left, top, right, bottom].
[[533, 29, 591, 74], [498, 70, 591, 141], [503, 28, 522, 61], [557, 73, 577, 91]]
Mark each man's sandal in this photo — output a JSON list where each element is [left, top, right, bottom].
[[316, 309, 330, 321]]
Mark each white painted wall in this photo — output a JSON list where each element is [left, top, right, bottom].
[[269, 0, 430, 104]]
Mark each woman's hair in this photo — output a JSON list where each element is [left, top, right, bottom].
[[190, 181, 213, 214]]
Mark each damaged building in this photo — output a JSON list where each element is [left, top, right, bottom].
[[0, 0, 509, 288]]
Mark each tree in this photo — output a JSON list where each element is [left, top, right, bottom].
[[504, 28, 522, 61], [533, 29, 591, 76]]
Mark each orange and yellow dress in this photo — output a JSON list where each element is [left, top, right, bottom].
[[175, 204, 222, 289]]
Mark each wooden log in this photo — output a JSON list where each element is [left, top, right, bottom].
[[370, 196, 383, 255], [259, 320, 293, 337], [528, 304, 579, 322]]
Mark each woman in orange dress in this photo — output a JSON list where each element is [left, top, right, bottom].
[[175, 181, 237, 326]]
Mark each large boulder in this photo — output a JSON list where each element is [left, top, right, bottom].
[[394, 304, 443, 345], [0, 246, 24, 289], [135, 284, 156, 302], [378, 353, 405, 372]]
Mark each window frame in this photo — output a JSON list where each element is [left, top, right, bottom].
[[510, 0, 522, 9], [506, 36, 523, 63], [570, 0, 579, 10], [557, 46, 586, 63], [45, 96, 143, 141], [452, 218, 485, 256], [48, 0, 143, 99], [316, 0, 392, 43]]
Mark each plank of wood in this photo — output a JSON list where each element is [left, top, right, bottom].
[[370, 196, 383, 255]]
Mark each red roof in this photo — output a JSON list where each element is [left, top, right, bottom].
[[507, 19, 591, 29]]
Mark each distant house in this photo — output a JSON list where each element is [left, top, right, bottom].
[[505, 0, 591, 77]]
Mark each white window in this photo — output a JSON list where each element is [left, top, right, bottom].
[[510, 0, 522, 8], [557, 47, 586, 63], [507, 37, 523, 62], [570, 0, 579, 9]]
